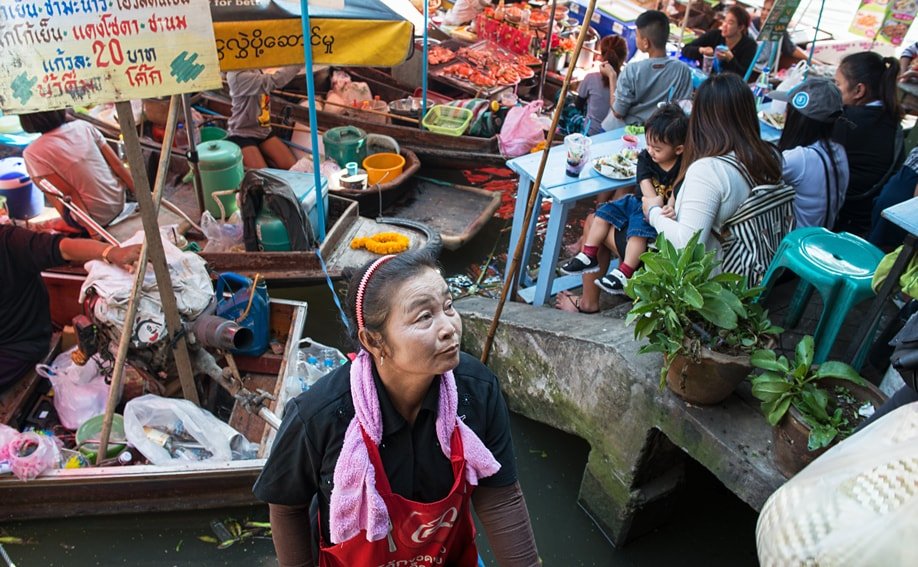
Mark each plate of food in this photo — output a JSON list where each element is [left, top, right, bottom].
[[759, 110, 785, 130], [594, 150, 638, 180]]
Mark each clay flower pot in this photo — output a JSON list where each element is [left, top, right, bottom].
[[666, 346, 751, 405], [772, 378, 886, 478]]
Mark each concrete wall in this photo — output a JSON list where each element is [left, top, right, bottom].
[[457, 296, 786, 545]]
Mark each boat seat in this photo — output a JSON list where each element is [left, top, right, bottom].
[[758, 227, 885, 368]]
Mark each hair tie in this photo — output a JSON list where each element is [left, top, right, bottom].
[[356, 255, 396, 331]]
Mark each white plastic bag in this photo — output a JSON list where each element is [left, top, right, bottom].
[[36, 348, 110, 430], [201, 211, 244, 253], [771, 61, 809, 114], [123, 394, 258, 465]]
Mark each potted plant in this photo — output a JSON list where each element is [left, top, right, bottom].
[[625, 232, 781, 405], [749, 335, 886, 477]]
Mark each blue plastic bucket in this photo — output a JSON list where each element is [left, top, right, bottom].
[[0, 157, 42, 219]]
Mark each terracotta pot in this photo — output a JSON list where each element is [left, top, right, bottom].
[[666, 347, 751, 405], [773, 378, 886, 478]]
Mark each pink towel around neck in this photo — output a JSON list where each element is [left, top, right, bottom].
[[328, 350, 501, 544]]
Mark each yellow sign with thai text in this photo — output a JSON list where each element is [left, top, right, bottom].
[[213, 18, 414, 70], [0, 0, 222, 113]]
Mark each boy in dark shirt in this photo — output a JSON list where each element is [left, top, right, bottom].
[[0, 226, 140, 390], [561, 104, 687, 294]]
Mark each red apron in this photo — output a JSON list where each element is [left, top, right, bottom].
[[319, 425, 479, 567]]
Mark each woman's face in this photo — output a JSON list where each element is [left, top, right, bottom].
[[720, 13, 743, 41], [377, 268, 462, 380], [835, 67, 860, 106]]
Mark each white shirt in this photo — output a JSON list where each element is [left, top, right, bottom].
[[648, 153, 753, 256]]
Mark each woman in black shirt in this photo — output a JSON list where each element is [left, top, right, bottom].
[[683, 5, 758, 78]]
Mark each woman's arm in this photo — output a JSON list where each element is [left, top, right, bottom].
[[59, 238, 142, 269], [472, 482, 540, 566], [269, 503, 315, 567], [647, 162, 723, 248], [681, 30, 718, 62]]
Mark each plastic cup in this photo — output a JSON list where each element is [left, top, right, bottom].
[[564, 134, 591, 177], [702, 54, 714, 75]]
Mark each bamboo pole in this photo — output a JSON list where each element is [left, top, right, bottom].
[[96, 95, 187, 464], [481, 0, 599, 364]]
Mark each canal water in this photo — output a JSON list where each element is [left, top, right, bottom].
[[2, 216, 759, 566]]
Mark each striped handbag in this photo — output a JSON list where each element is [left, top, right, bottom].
[[715, 156, 796, 287]]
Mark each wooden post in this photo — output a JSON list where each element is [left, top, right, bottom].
[[481, 0, 599, 364], [96, 95, 196, 463]]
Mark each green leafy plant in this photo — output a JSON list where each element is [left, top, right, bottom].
[[624, 232, 781, 385], [749, 335, 872, 450]]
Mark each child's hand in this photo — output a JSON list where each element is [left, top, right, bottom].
[[660, 205, 676, 219]]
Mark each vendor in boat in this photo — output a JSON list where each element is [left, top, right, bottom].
[[226, 66, 302, 170], [20, 110, 135, 236], [254, 250, 540, 566], [443, 0, 492, 26], [0, 225, 140, 391]]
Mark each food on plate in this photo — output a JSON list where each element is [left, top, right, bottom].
[[624, 125, 645, 136], [443, 62, 475, 79], [518, 53, 542, 66], [594, 152, 638, 179], [428, 45, 456, 65], [759, 111, 785, 130], [528, 10, 549, 28]]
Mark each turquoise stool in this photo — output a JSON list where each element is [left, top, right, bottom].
[[758, 227, 885, 368]]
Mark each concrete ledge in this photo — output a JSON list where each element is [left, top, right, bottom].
[[458, 296, 786, 545]]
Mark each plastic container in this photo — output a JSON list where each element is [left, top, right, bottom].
[[422, 105, 473, 136], [322, 126, 367, 167], [362, 152, 406, 185], [215, 272, 269, 357], [199, 126, 228, 143], [76, 414, 126, 461], [197, 140, 244, 219], [0, 157, 42, 220]]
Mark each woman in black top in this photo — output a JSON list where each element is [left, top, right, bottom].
[[682, 5, 758, 78], [833, 52, 903, 236]]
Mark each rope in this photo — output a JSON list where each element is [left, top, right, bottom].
[[315, 246, 352, 335]]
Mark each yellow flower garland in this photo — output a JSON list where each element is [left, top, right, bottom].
[[350, 231, 410, 255]]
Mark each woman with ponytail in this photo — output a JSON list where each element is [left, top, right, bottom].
[[576, 35, 628, 135], [254, 249, 540, 567], [833, 52, 904, 236]]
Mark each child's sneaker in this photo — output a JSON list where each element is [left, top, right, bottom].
[[560, 252, 599, 274], [595, 268, 629, 295]]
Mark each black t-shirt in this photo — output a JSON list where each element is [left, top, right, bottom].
[[635, 150, 682, 201], [253, 352, 518, 543], [682, 30, 759, 78], [0, 226, 66, 365], [833, 105, 902, 233]]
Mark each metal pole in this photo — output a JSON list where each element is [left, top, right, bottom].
[[482, 0, 599, 363], [421, 0, 429, 128], [805, 0, 826, 79], [537, 0, 559, 104], [181, 93, 205, 213], [36, 179, 120, 245], [299, 0, 327, 241]]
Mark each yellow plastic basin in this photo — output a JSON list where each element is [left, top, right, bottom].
[[362, 152, 405, 186]]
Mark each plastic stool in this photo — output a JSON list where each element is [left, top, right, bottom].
[[758, 227, 885, 367]]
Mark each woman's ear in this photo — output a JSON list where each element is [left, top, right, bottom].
[[854, 82, 868, 102], [357, 328, 386, 359]]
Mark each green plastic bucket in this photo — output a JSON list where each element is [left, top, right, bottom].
[[322, 126, 367, 167], [199, 126, 228, 143]]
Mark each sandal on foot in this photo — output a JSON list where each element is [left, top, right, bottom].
[[555, 291, 600, 314]]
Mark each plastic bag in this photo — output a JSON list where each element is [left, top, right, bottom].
[[771, 61, 808, 114], [7, 432, 61, 480], [499, 100, 545, 158], [201, 211, 244, 253], [0, 423, 18, 460], [123, 394, 258, 465], [36, 348, 110, 430]]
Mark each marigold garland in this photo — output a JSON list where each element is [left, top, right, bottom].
[[350, 231, 410, 255]]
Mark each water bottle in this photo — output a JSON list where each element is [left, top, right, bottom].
[[754, 67, 771, 111], [321, 348, 338, 372]]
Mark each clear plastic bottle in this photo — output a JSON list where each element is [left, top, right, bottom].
[[754, 66, 771, 111], [321, 348, 338, 371]]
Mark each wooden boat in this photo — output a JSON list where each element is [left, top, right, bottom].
[[0, 291, 308, 521], [387, 177, 500, 251]]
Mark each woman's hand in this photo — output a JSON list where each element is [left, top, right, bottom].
[[106, 244, 142, 272], [660, 204, 676, 219], [600, 62, 617, 80], [642, 194, 665, 217], [715, 48, 733, 62], [698, 47, 714, 57]]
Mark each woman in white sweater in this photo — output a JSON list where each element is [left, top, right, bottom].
[[643, 73, 783, 254]]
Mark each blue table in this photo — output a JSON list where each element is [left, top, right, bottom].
[[506, 128, 642, 306], [505, 115, 782, 307]]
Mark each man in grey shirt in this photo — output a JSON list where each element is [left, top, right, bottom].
[[227, 66, 302, 169], [602, 10, 693, 131]]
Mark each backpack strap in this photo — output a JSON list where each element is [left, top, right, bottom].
[[715, 154, 756, 189], [813, 144, 833, 228]]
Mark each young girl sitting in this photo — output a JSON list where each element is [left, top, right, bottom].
[[561, 104, 688, 294]]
